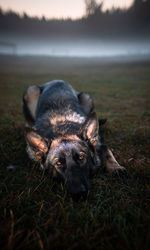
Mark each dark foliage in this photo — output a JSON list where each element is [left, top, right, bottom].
[[0, 0, 150, 39]]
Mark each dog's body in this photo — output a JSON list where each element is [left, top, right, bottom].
[[23, 80, 127, 196]]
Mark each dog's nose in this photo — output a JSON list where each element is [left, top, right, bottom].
[[69, 184, 89, 201], [79, 183, 87, 192], [71, 191, 88, 201]]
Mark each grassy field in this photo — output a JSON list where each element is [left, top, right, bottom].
[[0, 55, 150, 250]]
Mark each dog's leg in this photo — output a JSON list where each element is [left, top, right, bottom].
[[23, 85, 41, 127], [78, 92, 94, 115], [99, 144, 127, 176]]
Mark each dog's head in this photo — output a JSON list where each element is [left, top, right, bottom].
[[25, 112, 99, 197]]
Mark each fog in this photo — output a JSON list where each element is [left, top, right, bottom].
[[1, 0, 150, 59], [0, 36, 150, 58]]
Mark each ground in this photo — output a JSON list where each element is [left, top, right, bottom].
[[0, 55, 150, 250]]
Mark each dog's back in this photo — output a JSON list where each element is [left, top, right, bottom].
[[36, 80, 84, 118], [23, 80, 93, 139]]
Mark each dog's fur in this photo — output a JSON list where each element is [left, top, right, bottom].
[[23, 80, 127, 195]]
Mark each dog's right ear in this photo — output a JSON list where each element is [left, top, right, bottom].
[[25, 128, 50, 159], [78, 112, 99, 147]]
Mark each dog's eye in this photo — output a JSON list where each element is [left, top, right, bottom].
[[79, 155, 84, 161], [56, 161, 62, 166]]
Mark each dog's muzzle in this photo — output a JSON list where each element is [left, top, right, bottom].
[[65, 169, 90, 200]]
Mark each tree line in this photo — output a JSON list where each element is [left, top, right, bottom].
[[0, 0, 150, 39]]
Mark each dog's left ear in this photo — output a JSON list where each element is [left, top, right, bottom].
[[25, 128, 50, 160], [79, 112, 99, 147]]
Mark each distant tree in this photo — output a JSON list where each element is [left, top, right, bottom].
[[84, 0, 104, 19], [130, 0, 150, 23], [0, 1, 149, 39], [23, 12, 29, 19], [42, 16, 46, 22], [131, 0, 150, 12], [85, 0, 98, 16], [0, 8, 3, 15]]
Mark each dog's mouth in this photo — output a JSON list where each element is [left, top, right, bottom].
[[71, 191, 88, 201], [65, 178, 91, 200]]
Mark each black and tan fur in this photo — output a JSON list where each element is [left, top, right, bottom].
[[23, 80, 127, 196]]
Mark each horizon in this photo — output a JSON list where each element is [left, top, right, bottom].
[[0, 0, 149, 58], [0, 0, 134, 20]]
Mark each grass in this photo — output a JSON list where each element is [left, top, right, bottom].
[[0, 55, 150, 250]]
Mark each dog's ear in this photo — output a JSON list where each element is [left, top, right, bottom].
[[25, 128, 50, 158], [79, 112, 99, 147]]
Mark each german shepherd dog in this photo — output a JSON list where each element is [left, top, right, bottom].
[[23, 80, 127, 197]]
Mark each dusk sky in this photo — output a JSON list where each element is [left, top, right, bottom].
[[0, 0, 134, 19]]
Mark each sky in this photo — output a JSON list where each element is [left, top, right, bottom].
[[0, 0, 134, 19]]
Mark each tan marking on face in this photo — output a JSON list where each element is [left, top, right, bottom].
[[51, 135, 80, 148], [35, 153, 42, 160]]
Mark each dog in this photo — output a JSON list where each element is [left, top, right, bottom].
[[23, 80, 127, 197]]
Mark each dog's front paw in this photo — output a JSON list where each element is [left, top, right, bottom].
[[108, 165, 128, 178]]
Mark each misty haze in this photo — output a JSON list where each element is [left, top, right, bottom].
[[0, 0, 150, 58], [0, 36, 150, 58]]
